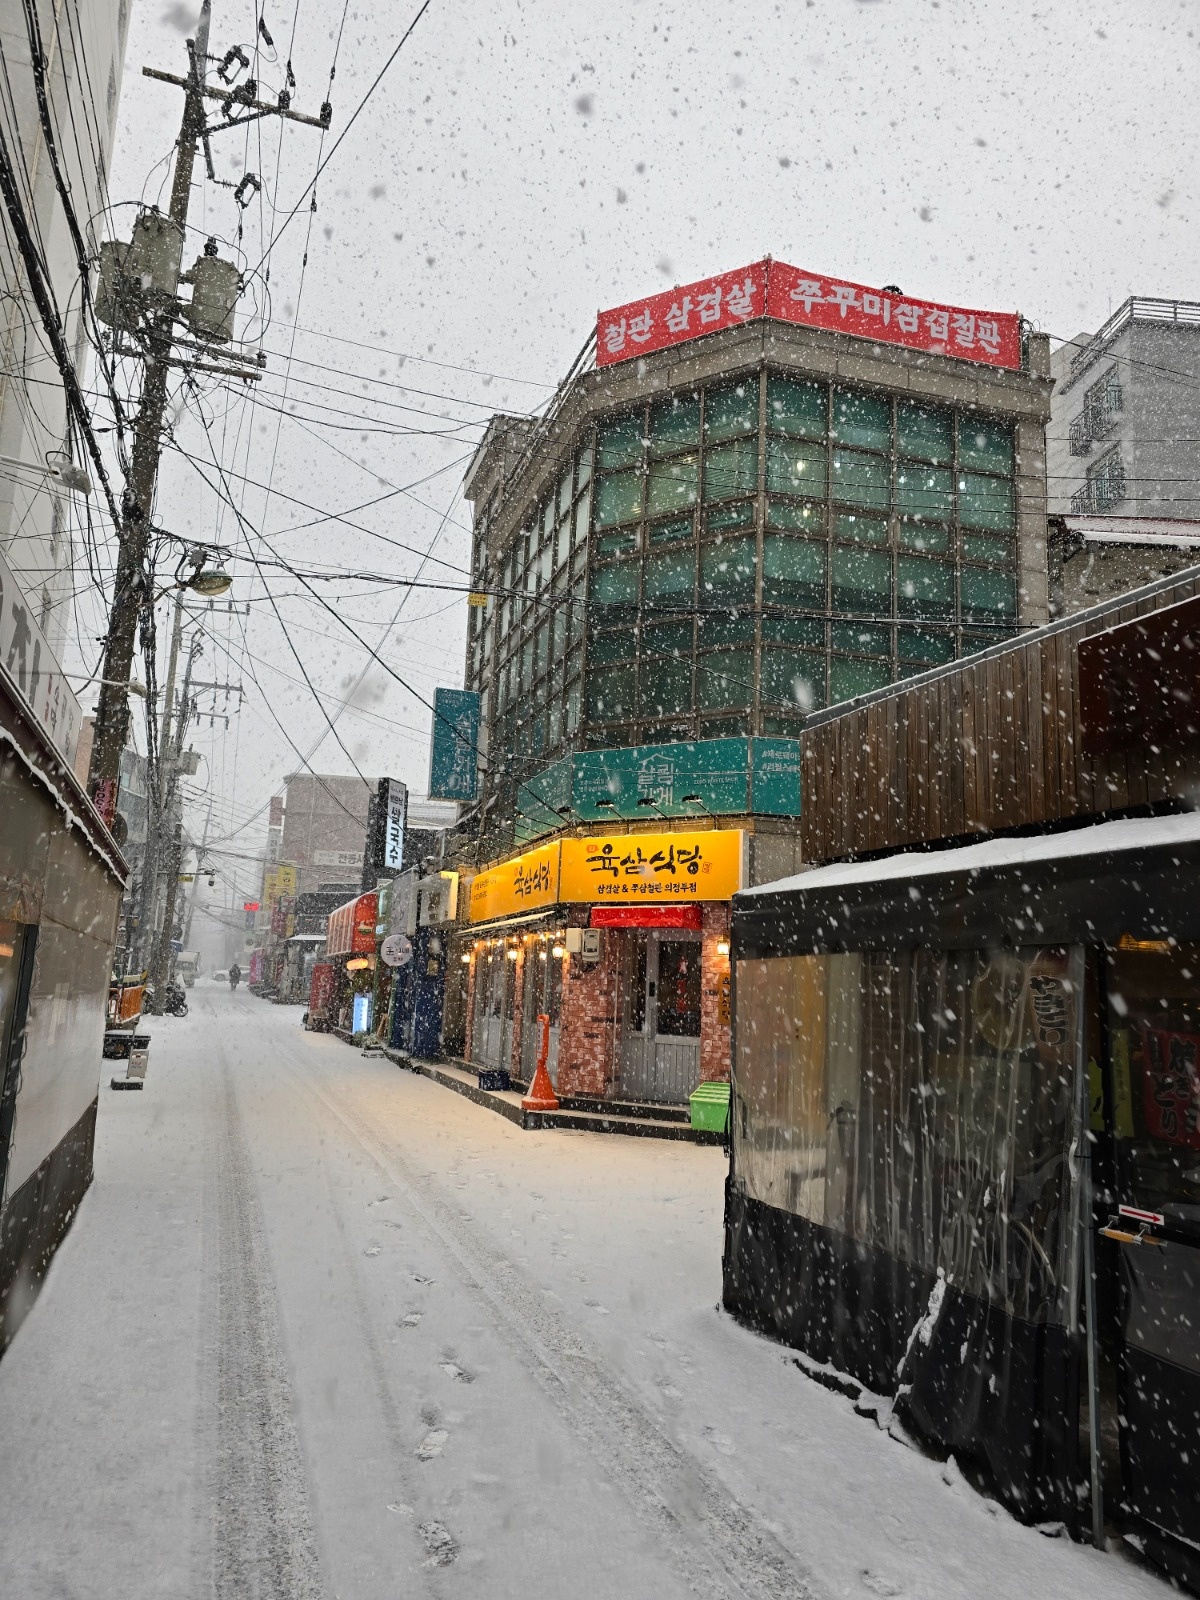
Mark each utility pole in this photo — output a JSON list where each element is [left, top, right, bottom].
[[86, 2, 330, 830], [87, 2, 212, 830], [147, 627, 201, 1011]]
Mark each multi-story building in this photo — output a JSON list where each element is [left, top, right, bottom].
[[452, 259, 1054, 1108], [0, 0, 131, 657], [1048, 297, 1200, 522]]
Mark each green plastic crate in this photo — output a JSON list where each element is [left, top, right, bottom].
[[690, 1080, 731, 1133]]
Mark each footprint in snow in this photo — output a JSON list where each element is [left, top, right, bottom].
[[398, 1313, 422, 1328], [416, 1429, 449, 1461], [440, 1361, 474, 1384], [860, 1573, 903, 1598], [363, 1245, 381, 1257], [584, 1298, 610, 1315], [412, 1273, 434, 1285], [419, 1520, 457, 1567]]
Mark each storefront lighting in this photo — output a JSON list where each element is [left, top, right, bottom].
[[346, 957, 370, 971], [506, 947, 519, 961], [552, 944, 566, 959], [717, 938, 730, 956], [460, 953, 471, 965], [538, 950, 548, 961]]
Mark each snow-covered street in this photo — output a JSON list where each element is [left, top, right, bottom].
[[0, 987, 1169, 1600]]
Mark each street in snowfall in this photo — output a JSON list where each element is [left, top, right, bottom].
[[0, 991, 1172, 1600], [2, 0, 1200, 1598]]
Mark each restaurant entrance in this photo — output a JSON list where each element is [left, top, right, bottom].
[[618, 931, 702, 1104]]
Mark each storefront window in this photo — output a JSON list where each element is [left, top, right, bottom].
[[762, 535, 825, 607], [961, 566, 1016, 622], [646, 455, 699, 516], [648, 393, 701, 455], [896, 400, 953, 464], [958, 471, 1015, 531], [597, 413, 643, 470], [657, 941, 702, 1037], [704, 380, 758, 441], [700, 537, 757, 604], [831, 546, 890, 613], [643, 547, 696, 609], [735, 947, 1079, 1324], [958, 416, 1014, 475], [831, 447, 889, 510], [832, 387, 890, 451], [896, 464, 954, 521], [595, 469, 643, 528], [766, 437, 826, 498], [704, 438, 759, 502], [1106, 944, 1200, 1212], [640, 655, 693, 718], [697, 649, 753, 711], [897, 555, 954, 619], [761, 648, 824, 712]]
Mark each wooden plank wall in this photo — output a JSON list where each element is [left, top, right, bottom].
[[802, 573, 1200, 863]]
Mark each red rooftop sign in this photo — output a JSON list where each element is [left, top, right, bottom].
[[596, 258, 1021, 372]]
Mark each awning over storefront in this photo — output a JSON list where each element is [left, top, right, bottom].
[[735, 810, 1200, 956]]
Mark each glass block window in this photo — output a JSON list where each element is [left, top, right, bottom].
[[704, 381, 758, 441], [831, 546, 891, 613], [697, 649, 753, 710], [594, 469, 642, 528], [648, 393, 701, 456], [761, 649, 824, 712], [832, 388, 889, 451], [767, 374, 825, 439], [762, 536, 825, 607], [646, 454, 699, 516], [704, 438, 759, 502], [896, 464, 954, 522], [766, 436, 826, 498], [644, 547, 696, 609], [896, 401, 953, 464], [597, 414, 643, 470], [897, 555, 955, 619], [829, 656, 890, 703], [701, 538, 757, 604], [958, 472, 1014, 531], [958, 417, 1013, 475], [832, 447, 889, 510]]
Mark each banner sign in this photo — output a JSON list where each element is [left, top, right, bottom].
[[597, 258, 1021, 372], [559, 829, 745, 904], [469, 840, 561, 923], [0, 544, 81, 766], [429, 688, 480, 802], [384, 779, 407, 870]]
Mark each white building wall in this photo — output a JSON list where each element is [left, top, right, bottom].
[[0, 0, 129, 658]]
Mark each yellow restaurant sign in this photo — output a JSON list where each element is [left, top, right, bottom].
[[469, 830, 745, 922], [560, 830, 745, 903], [469, 840, 561, 923]]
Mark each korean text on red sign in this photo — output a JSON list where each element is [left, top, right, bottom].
[[596, 259, 1021, 372]]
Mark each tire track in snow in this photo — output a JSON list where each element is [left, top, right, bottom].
[[206, 1060, 325, 1600], [291, 1066, 824, 1600]]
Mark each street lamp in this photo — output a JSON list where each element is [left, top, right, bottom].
[[175, 546, 233, 595], [636, 795, 668, 819], [682, 793, 714, 817]]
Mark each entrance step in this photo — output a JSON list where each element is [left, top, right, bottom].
[[379, 1050, 723, 1144]]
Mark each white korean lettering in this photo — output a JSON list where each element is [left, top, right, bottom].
[[861, 292, 891, 325], [665, 296, 692, 333], [726, 277, 756, 319], [629, 308, 653, 343], [826, 283, 860, 318], [976, 319, 1002, 356], [789, 278, 825, 313], [697, 285, 723, 323], [894, 303, 922, 333], [926, 307, 950, 341], [951, 313, 976, 347], [603, 318, 628, 354]]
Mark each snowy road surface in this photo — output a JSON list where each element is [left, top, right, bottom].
[[0, 987, 1168, 1599]]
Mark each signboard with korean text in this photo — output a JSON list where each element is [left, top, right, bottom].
[[469, 840, 561, 923], [597, 258, 1021, 373], [429, 688, 480, 802], [0, 543, 81, 766], [384, 779, 407, 870], [515, 738, 801, 844], [313, 849, 362, 870], [559, 830, 745, 904]]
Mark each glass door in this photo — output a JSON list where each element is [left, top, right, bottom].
[[619, 932, 701, 1104]]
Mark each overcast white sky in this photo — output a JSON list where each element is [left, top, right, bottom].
[[93, 0, 1198, 892]]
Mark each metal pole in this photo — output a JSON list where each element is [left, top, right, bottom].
[[1074, 942, 1106, 1550], [138, 590, 183, 972], [87, 2, 212, 828], [148, 632, 200, 1008]]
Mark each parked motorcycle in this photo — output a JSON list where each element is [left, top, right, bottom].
[[164, 979, 189, 1017]]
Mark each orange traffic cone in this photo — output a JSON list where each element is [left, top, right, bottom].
[[521, 1012, 560, 1111]]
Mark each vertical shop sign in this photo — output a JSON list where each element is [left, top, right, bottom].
[[384, 779, 407, 870], [429, 688, 480, 802]]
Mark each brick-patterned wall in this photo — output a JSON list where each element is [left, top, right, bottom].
[[557, 928, 620, 1097], [509, 944, 528, 1080], [462, 950, 477, 1063], [700, 904, 732, 1083]]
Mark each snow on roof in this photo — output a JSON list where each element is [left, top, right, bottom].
[[740, 809, 1200, 901]]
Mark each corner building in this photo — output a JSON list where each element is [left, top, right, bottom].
[[454, 264, 1053, 1106]]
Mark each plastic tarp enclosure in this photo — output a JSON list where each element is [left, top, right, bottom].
[[725, 943, 1082, 1521]]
